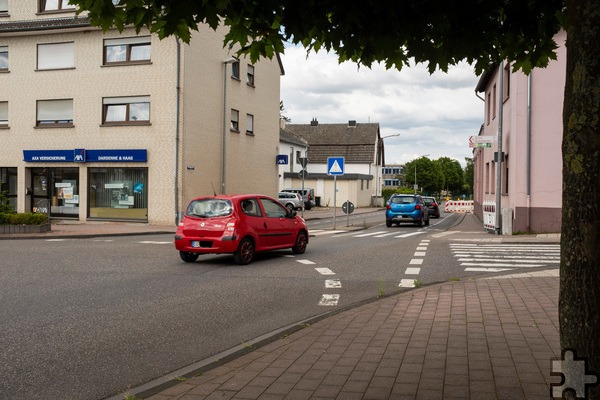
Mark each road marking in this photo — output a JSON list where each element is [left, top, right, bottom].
[[315, 267, 335, 275], [457, 257, 559, 264], [399, 279, 416, 288], [395, 232, 425, 238], [319, 294, 340, 306], [465, 267, 513, 272], [374, 232, 402, 238], [416, 246, 428, 250], [461, 262, 548, 268], [297, 259, 316, 265], [310, 230, 347, 236], [405, 267, 421, 275], [325, 279, 342, 288], [139, 241, 171, 244], [409, 259, 424, 265], [414, 251, 426, 257], [46, 239, 67, 241], [354, 231, 387, 237]]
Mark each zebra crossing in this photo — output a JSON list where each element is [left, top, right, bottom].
[[310, 229, 426, 239], [450, 243, 560, 272]]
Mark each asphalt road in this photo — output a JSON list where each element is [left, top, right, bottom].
[[0, 211, 525, 400]]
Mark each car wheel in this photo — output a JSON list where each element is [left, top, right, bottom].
[[386, 220, 392, 227], [292, 231, 308, 254], [179, 251, 199, 263], [285, 203, 294, 212], [233, 237, 254, 265], [417, 218, 424, 227]]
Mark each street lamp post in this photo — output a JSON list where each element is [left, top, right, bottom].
[[221, 57, 237, 194]]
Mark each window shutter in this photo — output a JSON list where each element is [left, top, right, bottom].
[[38, 42, 74, 69], [38, 99, 73, 120]]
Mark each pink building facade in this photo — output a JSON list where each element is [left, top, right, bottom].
[[473, 31, 566, 233]]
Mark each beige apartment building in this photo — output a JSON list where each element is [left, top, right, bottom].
[[0, 1, 283, 225]]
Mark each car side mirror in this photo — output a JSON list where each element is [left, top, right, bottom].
[[287, 209, 297, 218]]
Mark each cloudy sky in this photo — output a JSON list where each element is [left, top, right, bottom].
[[279, 45, 483, 167]]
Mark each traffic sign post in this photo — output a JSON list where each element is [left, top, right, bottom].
[[342, 200, 354, 227], [327, 157, 345, 229]]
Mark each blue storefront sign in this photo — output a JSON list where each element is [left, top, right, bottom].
[[23, 149, 147, 163]]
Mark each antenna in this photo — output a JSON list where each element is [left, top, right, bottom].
[[210, 182, 217, 196]]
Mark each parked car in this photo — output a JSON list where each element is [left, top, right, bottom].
[[278, 192, 304, 211], [385, 194, 430, 227], [281, 188, 316, 210], [174, 194, 308, 265], [422, 196, 440, 218]]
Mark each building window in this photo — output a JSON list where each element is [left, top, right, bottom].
[[486, 92, 491, 125], [0, 101, 7, 127], [36, 99, 73, 127], [246, 114, 254, 135], [0, 46, 8, 71], [231, 59, 240, 80], [492, 84, 497, 120], [230, 109, 239, 131], [39, 0, 76, 12], [247, 64, 255, 86], [37, 42, 74, 70], [103, 36, 151, 65], [0, 0, 8, 14], [102, 96, 150, 125], [0, 167, 17, 212]]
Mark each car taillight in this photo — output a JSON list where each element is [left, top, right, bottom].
[[386, 204, 391, 210], [415, 205, 421, 210], [226, 221, 235, 232]]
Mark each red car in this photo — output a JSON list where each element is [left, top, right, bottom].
[[175, 194, 309, 265]]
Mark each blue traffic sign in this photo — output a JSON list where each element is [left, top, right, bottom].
[[276, 154, 289, 165], [327, 157, 345, 175]]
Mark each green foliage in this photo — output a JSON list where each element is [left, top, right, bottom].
[[0, 212, 48, 225], [463, 158, 474, 196], [404, 156, 444, 194], [0, 181, 13, 214], [70, 0, 565, 75], [435, 157, 464, 194]]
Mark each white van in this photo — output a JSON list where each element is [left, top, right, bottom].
[[281, 188, 316, 210]]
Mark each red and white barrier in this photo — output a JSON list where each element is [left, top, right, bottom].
[[483, 200, 496, 230], [444, 200, 474, 213]]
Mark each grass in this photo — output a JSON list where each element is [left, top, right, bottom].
[[377, 278, 385, 297], [124, 395, 139, 400], [448, 277, 460, 281], [414, 279, 424, 288]]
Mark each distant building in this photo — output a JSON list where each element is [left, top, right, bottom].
[[285, 119, 384, 207], [278, 126, 309, 191], [473, 30, 565, 233], [0, 2, 283, 224], [382, 164, 405, 189]]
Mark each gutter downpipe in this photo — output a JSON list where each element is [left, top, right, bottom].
[[174, 38, 181, 225], [526, 73, 532, 231], [495, 61, 504, 235]]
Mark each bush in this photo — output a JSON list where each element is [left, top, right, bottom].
[[0, 212, 48, 225]]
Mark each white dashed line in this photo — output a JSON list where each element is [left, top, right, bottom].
[[315, 267, 335, 275], [395, 232, 425, 238], [414, 252, 426, 257], [399, 279, 416, 288], [296, 259, 316, 265], [319, 294, 340, 306], [405, 268, 421, 275], [325, 279, 342, 288], [409, 259, 424, 265]]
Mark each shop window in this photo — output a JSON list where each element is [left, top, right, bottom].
[[247, 64, 255, 86], [246, 113, 254, 135], [230, 109, 239, 131], [0, 101, 7, 127], [0, 0, 7, 15], [39, 0, 76, 12], [36, 99, 73, 127], [37, 42, 74, 70], [102, 96, 150, 125], [103, 36, 151, 65], [88, 167, 148, 221], [0, 46, 7, 71]]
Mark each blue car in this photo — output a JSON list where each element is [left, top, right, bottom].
[[385, 194, 430, 227]]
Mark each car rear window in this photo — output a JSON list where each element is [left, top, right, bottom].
[[391, 196, 416, 204], [423, 198, 436, 205], [186, 199, 232, 218]]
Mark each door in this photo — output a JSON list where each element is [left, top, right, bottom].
[[30, 168, 50, 214]]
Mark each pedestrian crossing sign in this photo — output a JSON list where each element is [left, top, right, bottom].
[[327, 157, 345, 175]]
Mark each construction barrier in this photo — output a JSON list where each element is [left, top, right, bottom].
[[444, 200, 474, 213], [483, 200, 496, 230]]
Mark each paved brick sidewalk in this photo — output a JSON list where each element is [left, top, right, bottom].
[[125, 274, 559, 400]]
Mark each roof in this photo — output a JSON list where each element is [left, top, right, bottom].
[[279, 128, 309, 147], [285, 122, 381, 164], [0, 17, 92, 34]]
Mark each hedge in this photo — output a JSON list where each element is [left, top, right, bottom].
[[0, 212, 48, 225]]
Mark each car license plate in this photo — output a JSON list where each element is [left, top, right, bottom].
[[191, 241, 201, 248]]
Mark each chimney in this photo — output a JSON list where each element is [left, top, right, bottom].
[[348, 120, 357, 127], [310, 117, 319, 126]]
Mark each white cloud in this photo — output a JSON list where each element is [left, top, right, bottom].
[[280, 45, 483, 167]]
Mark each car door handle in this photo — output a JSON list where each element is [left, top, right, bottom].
[[264, 222, 267, 228]]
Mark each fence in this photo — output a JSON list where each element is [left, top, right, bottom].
[[483, 200, 496, 230], [444, 200, 474, 214]]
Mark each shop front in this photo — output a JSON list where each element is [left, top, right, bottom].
[[23, 149, 148, 222]]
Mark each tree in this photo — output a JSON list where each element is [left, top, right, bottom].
[[404, 157, 444, 195], [435, 157, 463, 195], [0, 182, 13, 214], [463, 158, 474, 197], [71, 1, 600, 396]]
